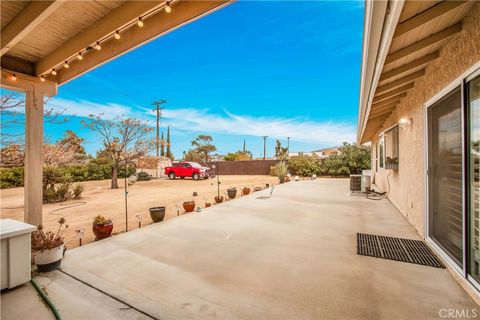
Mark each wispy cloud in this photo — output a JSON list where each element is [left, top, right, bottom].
[[50, 98, 355, 145]]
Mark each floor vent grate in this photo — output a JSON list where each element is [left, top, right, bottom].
[[357, 233, 445, 268]]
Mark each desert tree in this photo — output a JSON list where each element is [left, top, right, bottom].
[[0, 130, 86, 167], [190, 135, 216, 163], [166, 126, 172, 159], [82, 114, 154, 189], [160, 131, 165, 157], [275, 140, 289, 160]]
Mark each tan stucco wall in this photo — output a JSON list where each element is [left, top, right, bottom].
[[370, 3, 480, 238]]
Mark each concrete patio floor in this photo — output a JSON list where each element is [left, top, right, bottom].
[[3, 179, 478, 319]]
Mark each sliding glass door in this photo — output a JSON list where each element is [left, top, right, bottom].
[[468, 75, 480, 283], [427, 86, 463, 266]]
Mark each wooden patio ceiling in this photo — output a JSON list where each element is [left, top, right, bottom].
[[1, 0, 232, 86], [361, 0, 475, 143]]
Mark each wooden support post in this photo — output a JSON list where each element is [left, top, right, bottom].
[[24, 88, 44, 226]]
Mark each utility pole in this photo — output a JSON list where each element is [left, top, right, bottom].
[[152, 100, 167, 178], [263, 136, 268, 160], [287, 137, 291, 156]]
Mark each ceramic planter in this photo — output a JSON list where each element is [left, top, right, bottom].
[[279, 177, 285, 184], [205, 202, 211, 208], [183, 201, 195, 212], [242, 187, 250, 195], [92, 221, 113, 240], [227, 188, 237, 199], [149, 206, 166, 223], [215, 196, 224, 203], [33, 244, 64, 272]]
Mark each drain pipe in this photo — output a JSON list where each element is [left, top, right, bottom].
[[30, 278, 62, 320]]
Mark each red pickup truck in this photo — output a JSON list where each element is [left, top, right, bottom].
[[164, 162, 212, 180]]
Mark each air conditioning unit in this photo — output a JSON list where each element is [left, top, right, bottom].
[[350, 171, 372, 194], [350, 174, 362, 192]]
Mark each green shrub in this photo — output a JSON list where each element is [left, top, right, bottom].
[[0, 164, 137, 189], [55, 182, 72, 202], [0, 167, 24, 188], [43, 188, 58, 203], [288, 155, 322, 176], [137, 171, 151, 181]]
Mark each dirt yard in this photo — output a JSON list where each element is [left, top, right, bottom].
[[0, 175, 278, 249]]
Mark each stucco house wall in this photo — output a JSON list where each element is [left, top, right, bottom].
[[370, 3, 480, 238]]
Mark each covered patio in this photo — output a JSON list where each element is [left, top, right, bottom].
[[2, 180, 476, 319]]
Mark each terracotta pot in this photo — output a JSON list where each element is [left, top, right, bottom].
[[227, 188, 237, 199], [215, 196, 224, 203], [33, 244, 64, 272], [149, 206, 166, 223], [92, 221, 113, 240], [205, 202, 211, 208], [183, 201, 195, 212], [242, 187, 251, 195]]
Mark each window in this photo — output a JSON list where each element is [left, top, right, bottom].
[[379, 137, 384, 168], [384, 126, 399, 170]]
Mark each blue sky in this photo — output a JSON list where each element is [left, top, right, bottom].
[[3, 1, 364, 159]]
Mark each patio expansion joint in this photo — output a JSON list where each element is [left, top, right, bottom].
[[57, 269, 159, 320]]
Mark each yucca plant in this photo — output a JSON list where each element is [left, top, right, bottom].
[[71, 183, 85, 199], [270, 161, 289, 183]]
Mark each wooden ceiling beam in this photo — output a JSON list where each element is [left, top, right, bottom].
[[376, 69, 425, 95], [1, 1, 64, 57], [1, 69, 57, 97], [372, 92, 407, 108], [385, 23, 462, 65], [372, 83, 413, 103], [370, 110, 393, 120], [35, 1, 166, 76], [393, 1, 467, 38], [52, 0, 232, 84], [370, 101, 400, 115], [380, 51, 439, 82]]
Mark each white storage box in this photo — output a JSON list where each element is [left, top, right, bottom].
[[1, 219, 36, 290]]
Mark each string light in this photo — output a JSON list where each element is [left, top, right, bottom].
[[11, 74, 17, 81], [40, 75, 46, 82], [50, 6, 177, 73], [164, 2, 172, 13]]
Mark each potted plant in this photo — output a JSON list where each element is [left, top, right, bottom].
[[183, 201, 195, 212], [227, 187, 237, 199], [205, 202, 212, 208], [31, 218, 68, 272], [92, 215, 113, 240], [215, 195, 224, 203], [149, 206, 166, 222], [242, 187, 251, 195], [270, 161, 288, 183]]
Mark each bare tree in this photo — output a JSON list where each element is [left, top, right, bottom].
[[82, 114, 154, 189], [1, 92, 67, 146]]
